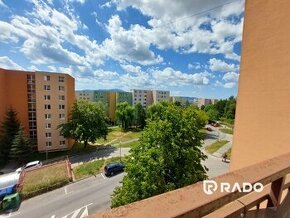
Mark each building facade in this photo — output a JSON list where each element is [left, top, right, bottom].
[[152, 90, 170, 104], [197, 98, 218, 108], [75, 90, 94, 101], [0, 68, 75, 152]]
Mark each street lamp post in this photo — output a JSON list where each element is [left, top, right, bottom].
[[119, 141, 122, 162]]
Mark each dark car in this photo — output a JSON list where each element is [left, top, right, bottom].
[[104, 162, 124, 177]]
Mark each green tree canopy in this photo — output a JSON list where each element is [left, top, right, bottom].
[[9, 127, 33, 163], [111, 103, 208, 208], [115, 102, 134, 130], [58, 100, 108, 148], [0, 107, 21, 160], [133, 103, 146, 129]]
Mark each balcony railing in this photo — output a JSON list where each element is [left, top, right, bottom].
[[90, 152, 290, 218]]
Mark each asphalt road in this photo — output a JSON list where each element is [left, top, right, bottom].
[[0, 129, 229, 218], [0, 173, 124, 218]]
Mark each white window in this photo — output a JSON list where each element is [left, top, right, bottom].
[[59, 95, 65, 100], [44, 75, 50, 81], [59, 86, 65, 91], [45, 104, 51, 109], [59, 76, 65, 82], [60, 140, 66, 146], [45, 123, 51, 129], [44, 95, 50, 100], [59, 113, 65, 119], [45, 132, 52, 138], [44, 85, 51, 91], [45, 114, 51, 119], [59, 105, 65, 110], [46, 141, 52, 147]]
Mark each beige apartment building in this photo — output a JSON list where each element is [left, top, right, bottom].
[[0, 68, 75, 152], [75, 90, 94, 101], [197, 98, 218, 108], [152, 90, 170, 103]]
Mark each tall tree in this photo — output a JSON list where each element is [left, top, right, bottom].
[[58, 100, 108, 148], [115, 102, 134, 130], [0, 107, 21, 160], [9, 127, 33, 163], [133, 103, 146, 129], [111, 103, 207, 208]]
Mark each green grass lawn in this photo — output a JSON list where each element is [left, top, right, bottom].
[[73, 156, 124, 180], [118, 140, 140, 148], [205, 140, 229, 154], [21, 161, 70, 199], [226, 148, 232, 159], [220, 128, 234, 135]]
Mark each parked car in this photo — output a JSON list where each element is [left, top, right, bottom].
[[15, 161, 42, 173], [104, 162, 125, 177]]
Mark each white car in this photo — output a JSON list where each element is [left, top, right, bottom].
[[15, 161, 42, 173]]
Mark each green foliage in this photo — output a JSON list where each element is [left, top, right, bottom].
[[193, 108, 208, 129], [9, 127, 33, 163], [115, 102, 134, 130], [111, 103, 208, 208], [205, 140, 229, 154], [58, 100, 108, 148], [0, 107, 21, 161], [133, 103, 146, 129]]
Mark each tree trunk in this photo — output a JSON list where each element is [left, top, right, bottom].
[[84, 140, 88, 148]]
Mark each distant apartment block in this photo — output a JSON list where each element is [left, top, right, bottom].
[[0, 68, 75, 152], [132, 89, 170, 108], [152, 90, 170, 103], [75, 90, 133, 123], [197, 98, 218, 108], [171, 96, 198, 106], [75, 90, 94, 101]]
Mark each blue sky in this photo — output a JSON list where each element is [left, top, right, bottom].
[[0, 0, 244, 99]]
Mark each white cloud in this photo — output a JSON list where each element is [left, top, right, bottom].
[[101, 15, 163, 65], [93, 69, 119, 78], [0, 56, 24, 70], [223, 82, 236, 89], [209, 58, 236, 72], [151, 67, 210, 86], [121, 64, 142, 74], [0, 0, 7, 7], [222, 72, 239, 82], [112, 0, 244, 61]]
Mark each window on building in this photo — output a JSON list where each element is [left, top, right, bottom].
[[45, 123, 51, 129], [45, 104, 51, 109], [44, 75, 50, 81], [44, 85, 51, 91], [59, 76, 65, 82], [60, 140, 66, 146], [46, 141, 52, 147], [45, 114, 51, 119], [59, 113, 65, 119], [59, 86, 65, 91], [59, 95, 65, 100], [44, 95, 51, 100], [59, 105, 65, 110], [45, 132, 52, 138]]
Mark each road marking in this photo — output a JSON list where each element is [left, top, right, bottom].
[[61, 203, 93, 218], [101, 173, 105, 179], [64, 186, 68, 194], [51, 216, 56, 218]]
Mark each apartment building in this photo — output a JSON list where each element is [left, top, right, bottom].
[[0, 68, 75, 152], [132, 89, 153, 108], [75, 90, 132, 123], [197, 98, 218, 108], [152, 90, 170, 103], [75, 90, 94, 101]]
